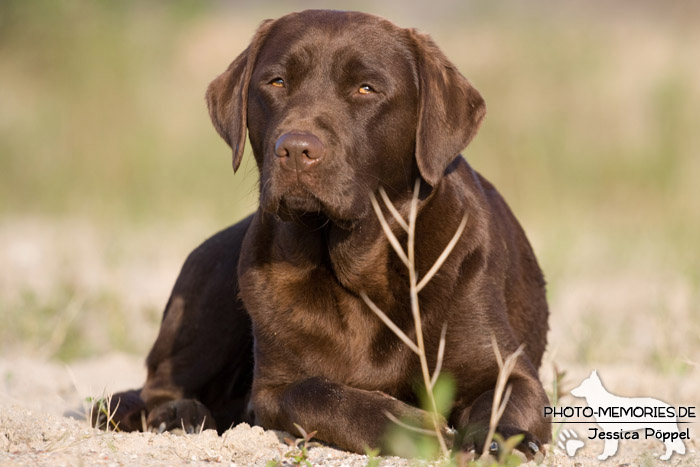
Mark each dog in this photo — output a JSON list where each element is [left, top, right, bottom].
[[96, 10, 551, 458], [571, 370, 687, 460]]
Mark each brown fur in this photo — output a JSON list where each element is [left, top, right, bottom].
[[97, 10, 550, 458]]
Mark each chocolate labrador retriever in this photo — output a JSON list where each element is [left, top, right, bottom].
[[97, 9, 550, 458]]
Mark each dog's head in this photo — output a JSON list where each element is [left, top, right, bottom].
[[206, 10, 485, 224]]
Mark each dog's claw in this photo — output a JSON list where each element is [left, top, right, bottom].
[[158, 422, 166, 434], [528, 441, 539, 454]]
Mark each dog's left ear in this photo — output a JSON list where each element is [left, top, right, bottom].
[[408, 29, 486, 186], [206, 19, 275, 172]]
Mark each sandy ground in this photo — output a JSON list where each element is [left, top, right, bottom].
[[0, 353, 403, 466], [0, 353, 697, 466], [1, 219, 698, 465]]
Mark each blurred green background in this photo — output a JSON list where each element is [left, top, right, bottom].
[[1, 0, 698, 393]]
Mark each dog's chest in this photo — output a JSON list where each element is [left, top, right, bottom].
[[241, 257, 414, 392]]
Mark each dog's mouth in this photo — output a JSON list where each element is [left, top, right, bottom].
[[279, 184, 324, 215], [260, 152, 371, 227], [262, 183, 357, 230]]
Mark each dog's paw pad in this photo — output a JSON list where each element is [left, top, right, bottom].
[[557, 428, 584, 457]]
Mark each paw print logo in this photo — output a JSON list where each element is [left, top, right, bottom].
[[558, 429, 585, 457]]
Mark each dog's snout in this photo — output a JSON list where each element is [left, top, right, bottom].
[[274, 133, 325, 171]]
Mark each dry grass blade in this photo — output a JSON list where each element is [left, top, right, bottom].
[[493, 338, 504, 368], [682, 355, 699, 368], [365, 179, 466, 458], [481, 337, 525, 457], [405, 178, 449, 457], [104, 393, 122, 432], [39, 294, 84, 358], [87, 392, 122, 432], [409, 178, 420, 231], [379, 186, 409, 232], [360, 291, 420, 355], [293, 423, 309, 440], [384, 411, 442, 437], [416, 214, 468, 293], [370, 193, 410, 267], [430, 323, 448, 390]]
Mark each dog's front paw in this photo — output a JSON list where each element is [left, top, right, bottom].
[[461, 424, 544, 461], [146, 399, 217, 434], [91, 389, 146, 432]]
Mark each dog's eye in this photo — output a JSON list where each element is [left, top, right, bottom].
[[358, 84, 375, 95], [270, 78, 285, 88]]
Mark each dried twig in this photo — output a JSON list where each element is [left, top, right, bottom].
[[481, 336, 524, 457], [416, 215, 468, 292], [362, 179, 468, 457], [430, 323, 448, 390], [360, 292, 420, 355], [379, 187, 409, 232], [369, 193, 409, 267], [384, 411, 442, 437]]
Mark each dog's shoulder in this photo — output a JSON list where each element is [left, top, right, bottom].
[[174, 214, 254, 290]]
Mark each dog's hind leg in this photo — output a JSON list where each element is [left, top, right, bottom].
[[140, 218, 255, 434]]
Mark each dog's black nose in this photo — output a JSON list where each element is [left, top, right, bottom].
[[274, 132, 325, 171]]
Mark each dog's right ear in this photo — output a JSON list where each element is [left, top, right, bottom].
[[206, 19, 275, 172]]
